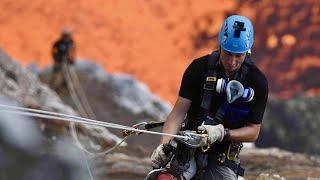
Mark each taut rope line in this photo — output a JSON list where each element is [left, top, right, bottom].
[[0, 104, 201, 140]]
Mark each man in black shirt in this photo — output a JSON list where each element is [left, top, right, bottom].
[[150, 15, 268, 179]]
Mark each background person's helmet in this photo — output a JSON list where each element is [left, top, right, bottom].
[[218, 15, 254, 53], [61, 28, 72, 36]]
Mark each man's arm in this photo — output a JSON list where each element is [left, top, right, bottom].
[[150, 97, 191, 169], [160, 96, 192, 144], [228, 123, 261, 142]]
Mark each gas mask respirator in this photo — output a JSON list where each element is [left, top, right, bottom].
[[215, 79, 254, 103]]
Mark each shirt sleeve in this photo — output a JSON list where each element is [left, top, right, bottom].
[[178, 60, 201, 101], [249, 73, 269, 124]]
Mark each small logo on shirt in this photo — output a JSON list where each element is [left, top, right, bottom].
[[206, 77, 217, 82]]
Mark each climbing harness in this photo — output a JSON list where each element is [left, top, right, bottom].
[[215, 141, 245, 176]]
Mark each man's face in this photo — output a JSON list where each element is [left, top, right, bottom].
[[219, 48, 246, 74]]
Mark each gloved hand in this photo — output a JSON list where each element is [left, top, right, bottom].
[[150, 144, 173, 169], [197, 124, 224, 145]]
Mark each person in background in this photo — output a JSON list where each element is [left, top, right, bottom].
[[50, 28, 76, 89], [51, 28, 76, 73]]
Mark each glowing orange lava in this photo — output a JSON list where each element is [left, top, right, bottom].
[[0, 0, 318, 103]]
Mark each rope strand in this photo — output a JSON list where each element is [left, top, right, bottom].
[[0, 106, 201, 139]]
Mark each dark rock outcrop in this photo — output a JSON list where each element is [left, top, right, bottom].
[[257, 95, 320, 155]]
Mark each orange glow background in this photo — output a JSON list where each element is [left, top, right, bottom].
[[0, 0, 319, 103]]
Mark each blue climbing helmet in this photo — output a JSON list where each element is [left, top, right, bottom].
[[218, 15, 254, 53]]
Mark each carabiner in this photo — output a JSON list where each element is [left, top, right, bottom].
[[122, 122, 148, 137], [200, 134, 210, 152], [227, 142, 242, 160]]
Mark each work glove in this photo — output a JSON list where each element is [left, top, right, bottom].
[[197, 124, 224, 145], [150, 144, 173, 169]]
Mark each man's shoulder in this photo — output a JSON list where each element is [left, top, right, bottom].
[[252, 66, 267, 81], [244, 56, 267, 84], [53, 40, 60, 46], [249, 66, 268, 90], [189, 54, 210, 68], [53, 39, 64, 46], [184, 54, 211, 75]]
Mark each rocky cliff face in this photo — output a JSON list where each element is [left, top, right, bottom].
[[37, 59, 172, 155], [0, 49, 124, 150], [0, 49, 121, 179], [257, 95, 320, 155]]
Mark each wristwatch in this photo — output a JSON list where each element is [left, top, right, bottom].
[[224, 128, 230, 141]]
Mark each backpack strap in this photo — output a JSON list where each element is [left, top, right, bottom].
[[199, 51, 220, 125]]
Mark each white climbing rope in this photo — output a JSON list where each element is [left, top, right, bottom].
[[0, 104, 202, 140]]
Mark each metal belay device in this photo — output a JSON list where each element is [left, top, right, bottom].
[[145, 130, 205, 180]]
